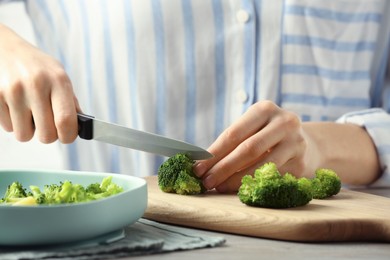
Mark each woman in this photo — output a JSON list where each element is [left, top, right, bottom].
[[0, 0, 389, 192]]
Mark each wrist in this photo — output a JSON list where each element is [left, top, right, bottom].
[[302, 121, 380, 185]]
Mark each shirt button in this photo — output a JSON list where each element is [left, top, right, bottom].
[[236, 9, 250, 23], [236, 89, 248, 103]]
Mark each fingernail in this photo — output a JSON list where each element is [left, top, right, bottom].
[[203, 176, 215, 190], [193, 162, 206, 177]]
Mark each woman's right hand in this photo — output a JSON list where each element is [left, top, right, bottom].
[[0, 24, 80, 144]]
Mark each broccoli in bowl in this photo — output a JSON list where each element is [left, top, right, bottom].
[[0, 176, 123, 206]]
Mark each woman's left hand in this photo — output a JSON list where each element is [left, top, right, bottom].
[[193, 100, 319, 193]]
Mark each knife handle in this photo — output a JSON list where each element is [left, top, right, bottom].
[[77, 113, 94, 140]]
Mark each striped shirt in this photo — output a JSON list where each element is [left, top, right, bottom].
[[21, 0, 390, 187]]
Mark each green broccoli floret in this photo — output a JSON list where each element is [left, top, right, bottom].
[[238, 162, 312, 208], [40, 183, 62, 204], [58, 181, 87, 203], [1, 181, 28, 203], [28, 185, 46, 204], [85, 183, 103, 194], [297, 177, 313, 198], [238, 163, 342, 208], [86, 176, 124, 200], [256, 161, 281, 179], [158, 153, 206, 195], [173, 170, 205, 195], [311, 168, 341, 199], [1, 176, 123, 206]]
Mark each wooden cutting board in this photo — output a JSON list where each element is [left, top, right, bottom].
[[143, 176, 390, 242]]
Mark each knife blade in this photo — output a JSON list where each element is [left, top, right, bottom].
[[77, 113, 213, 160]]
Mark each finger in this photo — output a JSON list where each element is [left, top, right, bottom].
[[263, 140, 301, 173], [215, 170, 249, 193], [6, 83, 34, 141], [30, 97, 58, 144], [215, 139, 303, 193], [202, 118, 286, 190], [9, 106, 34, 141], [25, 73, 59, 143], [194, 103, 277, 177], [74, 95, 82, 113], [0, 94, 12, 132], [50, 72, 79, 143], [214, 155, 269, 193], [263, 128, 308, 177]]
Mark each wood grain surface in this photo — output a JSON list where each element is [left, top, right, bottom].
[[143, 176, 390, 242]]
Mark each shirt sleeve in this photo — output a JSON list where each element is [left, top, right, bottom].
[[337, 108, 390, 188]]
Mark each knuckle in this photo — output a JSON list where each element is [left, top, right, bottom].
[[38, 131, 58, 144], [55, 113, 73, 129], [211, 161, 236, 182], [0, 122, 13, 132], [254, 100, 278, 114], [223, 127, 242, 144], [55, 114, 78, 143], [59, 134, 78, 144], [215, 160, 230, 173], [291, 159, 306, 177], [15, 130, 33, 142], [282, 111, 301, 128], [296, 132, 307, 150], [8, 80, 25, 98], [26, 69, 50, 94], [29, 66, 70, 93], [45, 60, 70, 82], [0, 98, 12, 132], [240, 139, 263, 157], [51, 67, 70, 84]]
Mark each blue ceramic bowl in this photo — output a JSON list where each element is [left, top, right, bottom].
[[0, 169, 147, 246]]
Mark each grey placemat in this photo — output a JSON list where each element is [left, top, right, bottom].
[[0, 218, 226, 260]]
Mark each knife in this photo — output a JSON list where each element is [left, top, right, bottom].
[[77, 113, 213, 160]]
